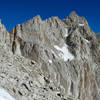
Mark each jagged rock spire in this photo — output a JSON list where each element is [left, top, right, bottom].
[[69, 11, 79, 17]]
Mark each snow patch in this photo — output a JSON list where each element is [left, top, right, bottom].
[[84, 39, 90, 43], [0, 88, 15, 100], [64, 28, 69, 37], [79, 24, 84, 26], [48, 60, 52, 64], [54, 44, 74, 61]]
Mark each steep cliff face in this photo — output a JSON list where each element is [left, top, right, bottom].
[[0, 12, 100, 100], [0, 21, 64, 100]]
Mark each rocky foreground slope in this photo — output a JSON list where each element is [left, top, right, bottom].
[[0, 12, 100, 100]]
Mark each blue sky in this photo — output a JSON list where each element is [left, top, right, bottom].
[[0, 0, 100, 33]]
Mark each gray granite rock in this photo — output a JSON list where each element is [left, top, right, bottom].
[[0, 12, 100, 100]]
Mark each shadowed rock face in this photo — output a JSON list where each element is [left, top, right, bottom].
[[0, 11, 100, 100]]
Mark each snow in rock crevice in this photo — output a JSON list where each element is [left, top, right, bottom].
[[79, 24, 84, 26], [54, 43, 74, 61], [84, 39, 90, 43], [64, 28, 69, 37], [48, 60, 52, 64], [0, 88, 15, 100]]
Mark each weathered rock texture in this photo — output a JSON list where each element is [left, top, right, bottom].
[[0, 11, 100, 100], [96, 33, 100, 43]]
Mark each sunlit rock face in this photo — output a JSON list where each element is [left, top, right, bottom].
[[0, 12, 100, 100], [96, 33, 100, 43]]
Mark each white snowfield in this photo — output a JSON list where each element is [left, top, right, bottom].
[[54, 43, 74, 61], [0, 88, 15, 100]]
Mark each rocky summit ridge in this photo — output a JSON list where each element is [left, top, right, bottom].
[[0, 11, 100, 100]]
